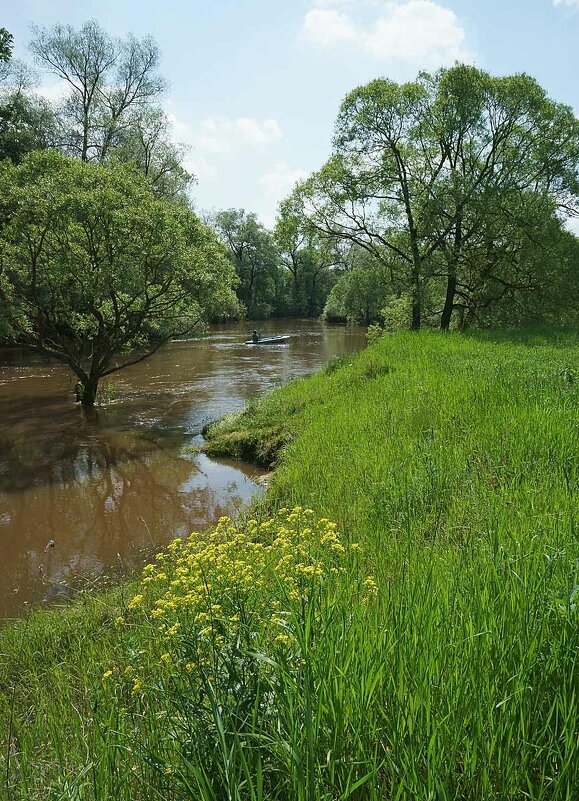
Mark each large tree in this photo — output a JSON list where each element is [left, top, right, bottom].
[[0, 151, 239, 405], [30, 20, 165, 164], [295, 65, 579, 329]]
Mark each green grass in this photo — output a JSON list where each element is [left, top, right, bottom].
[[1, 329, 578, 800]]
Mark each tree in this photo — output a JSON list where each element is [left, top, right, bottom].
[[0, 151, 239, 405], [275, 193, 339, 316], [30, 20, 165, 164], [0, 40, 58, 163], [297, 65, 579, 329], [323, 258, 396, 325], [0, 89, 57, 163], [109, 107, 192, 201], [0, 28, 13, 64], [212, 209, 284, 318]]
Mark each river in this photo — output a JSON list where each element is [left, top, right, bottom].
[[0, 319, 365, 618]]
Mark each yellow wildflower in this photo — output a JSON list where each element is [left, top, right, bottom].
[[128, 594, 143, 609], [363, 576, 379, 595]]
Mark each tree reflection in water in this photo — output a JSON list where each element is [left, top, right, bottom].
[[0, 319, 366, 617], [0, 411, 264, 618]]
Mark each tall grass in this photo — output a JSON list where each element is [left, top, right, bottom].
[[1, 330, 577, 799]]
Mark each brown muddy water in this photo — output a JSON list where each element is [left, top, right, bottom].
[[0, 319, 365, 618]]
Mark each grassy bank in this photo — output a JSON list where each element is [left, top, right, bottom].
[[1, 329, 578, 800]]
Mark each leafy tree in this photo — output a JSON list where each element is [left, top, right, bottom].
[[0, 28, 13, 63], [275, 193, 339, 316], [212, 209, 284, 318], [30, 21, 166, 163], [109, 107, 192, 201], [0, 151, 239, 405], [0, 89, 57, 163], [323, 260, 395, 325], [0, 29, 57, 162], [297, 65, 579, 329]]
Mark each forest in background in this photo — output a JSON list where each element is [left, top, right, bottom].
[[1, 21, 578, 337]]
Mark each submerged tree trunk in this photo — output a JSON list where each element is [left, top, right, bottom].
[[80, 378, 99, 406]]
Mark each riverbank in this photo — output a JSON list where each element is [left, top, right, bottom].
[[0, 318, 365, 617], [1, 328, 578, 800]]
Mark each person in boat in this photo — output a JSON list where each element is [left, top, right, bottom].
[[251, 329, 260, 343]]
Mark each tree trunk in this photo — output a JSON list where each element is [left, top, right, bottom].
[[410, 259, 421, 330], [440, 273, 457, 331], [408, 225, 422, 330], [80, 378, 99, 406], [441, 216, 462, 331], [394, 149, 421, 330]]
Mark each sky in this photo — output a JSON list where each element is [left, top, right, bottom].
[[3, 0, 579, 227]]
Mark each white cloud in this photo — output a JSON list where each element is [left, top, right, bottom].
[[183, 153, 217, 181], [196, 116, 282, 155], [165, 111, 216, 180], [34, 80, 69, 103], [303, 9, 359, 47], [553, 0, 579, 7], [259, 162, 308, 199], [166, 110, 284, 183], [302, 0, 471, 70], [258, 162, 309, 225]]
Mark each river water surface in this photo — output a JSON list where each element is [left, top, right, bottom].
[[0, 319, 365, 618]]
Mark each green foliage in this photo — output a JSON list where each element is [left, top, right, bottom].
[[0, 90, 57, 163], [381, 293, 412, 331], [0, 151, 239, 402], [212, 208, 288, 318], [108, 106, 193, 201], [294, 65, 579, 330], [2, 330, 578, 799], [275, 193, 339, 316], [366, 323, 384, 345], [323, 261, 394, 324], [0, 28, 13, 62]]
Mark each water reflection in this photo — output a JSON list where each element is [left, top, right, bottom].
[[0, 320, 365, 617]]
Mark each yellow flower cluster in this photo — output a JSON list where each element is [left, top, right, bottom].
[[117, 510, 353, 675], [106, 508, 376, 694]]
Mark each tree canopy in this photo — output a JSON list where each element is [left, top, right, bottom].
[[0, 151, 239, 404], [211, 209, 287, 319], [292, 65, 579, 329], [0, 28, 13, 63]]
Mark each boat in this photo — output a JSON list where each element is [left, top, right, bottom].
[[245, 335, 291, 345]]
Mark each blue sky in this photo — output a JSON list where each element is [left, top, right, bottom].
[[4, 0, 579, 226]]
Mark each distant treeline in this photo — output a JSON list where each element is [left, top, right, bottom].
[[1, 22, 578, 338], [213, 66, 579, 330]]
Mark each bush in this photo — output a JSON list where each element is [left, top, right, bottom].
[[381, 294, 412, 332]]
